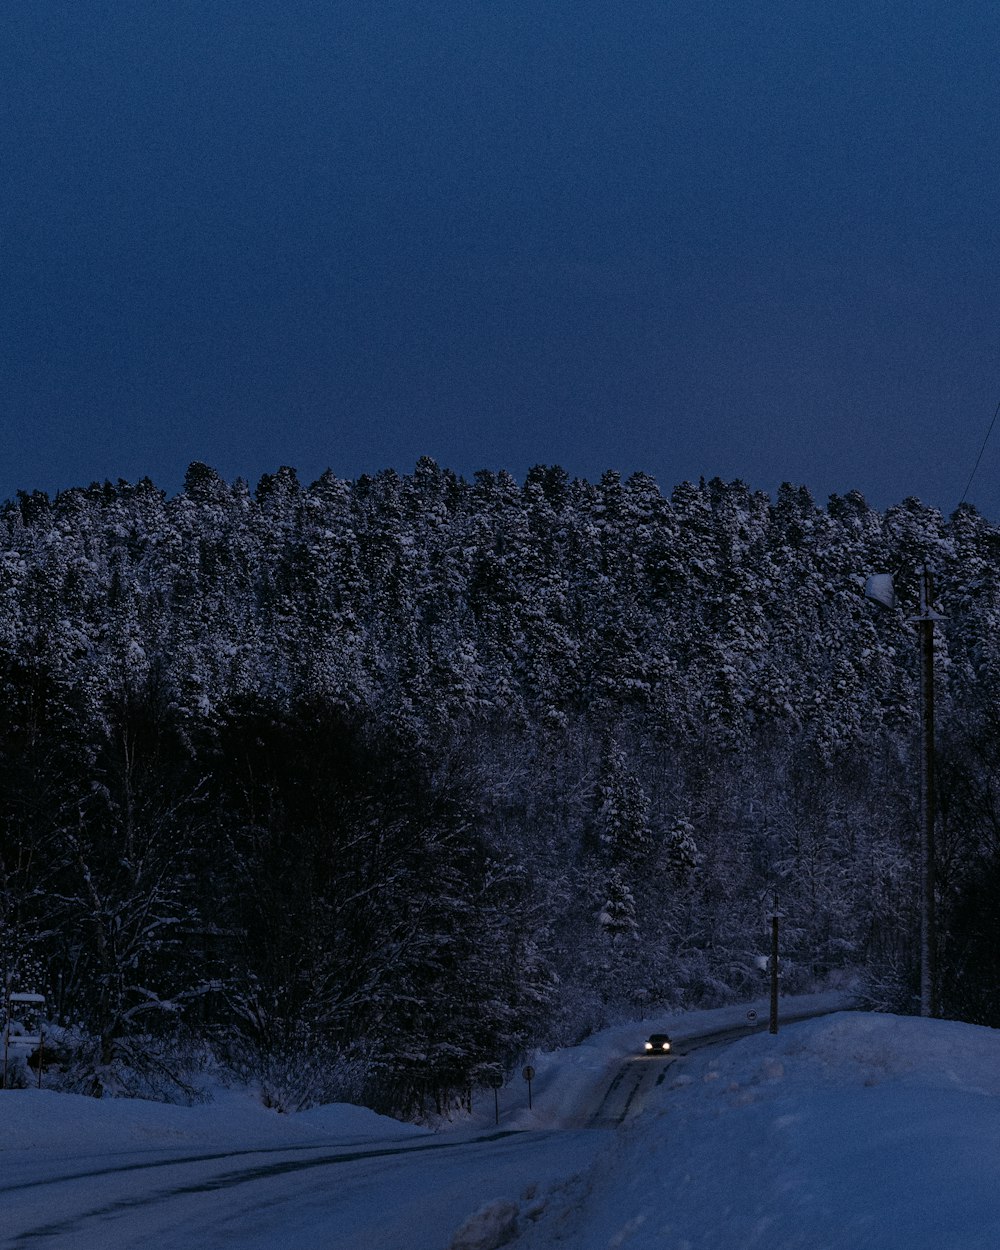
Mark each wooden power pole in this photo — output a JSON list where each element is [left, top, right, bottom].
[[915, 567, 940, 1018], [769, 907, 779, 1034], [866, 567, 942, 1019]]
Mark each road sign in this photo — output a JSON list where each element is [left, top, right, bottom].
[[746, 1010, 758, 1023], [4, 991, 47, 1090], [521, 1065, 535, 1082], [488, 1073, 504, 1089]]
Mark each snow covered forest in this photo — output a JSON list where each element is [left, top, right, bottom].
[[2, 458, 1000, 1115]]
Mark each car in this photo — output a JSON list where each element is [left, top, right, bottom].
[[644, 1032, 672, 1055]]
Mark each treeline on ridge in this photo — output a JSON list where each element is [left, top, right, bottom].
[[2, 458, 1000, 1114]]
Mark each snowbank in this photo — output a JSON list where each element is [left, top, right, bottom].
[[520, 1010, 1000, 1249], [6, 999, 1000, 1250], [469, 989, 851, 1131], [0, 1085, 424, 1159]]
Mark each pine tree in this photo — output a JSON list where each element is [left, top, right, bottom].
[[598, 871, 639, 944], [662, 814, 700, 880], [594, 741, 651, 867]]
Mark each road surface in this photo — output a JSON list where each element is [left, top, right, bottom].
[[1, 1006, 839, 1249]]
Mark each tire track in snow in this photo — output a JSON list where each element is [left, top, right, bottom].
[[586, 1057, 673, 1128], [4, 1130, 541, 1247]]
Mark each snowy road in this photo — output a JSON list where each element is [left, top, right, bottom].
[[582, 1053, 675, 1129], [0, 1042, 751, 1245], [1, 1121, 609, 1249], [580, 1005, 836, 1129], [0, 996, 849, 1250], [1, 1046, 674, 1247]]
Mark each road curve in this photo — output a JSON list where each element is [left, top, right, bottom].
[[2, 1005, 844, 1249], [581, 1002, 845, 1130]]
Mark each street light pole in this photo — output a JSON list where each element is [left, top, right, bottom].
[[865, 567, 943, 1018]]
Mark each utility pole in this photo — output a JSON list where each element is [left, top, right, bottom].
[[914, 567, 940, 1018], [865, 567, 943, 1019], [769, 903, 780, 1035]]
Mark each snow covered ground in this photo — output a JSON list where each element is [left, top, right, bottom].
[[463, 990, 848, 1133], [518, 1004, 1000, 1250], [4, 994, 1000, 1248]]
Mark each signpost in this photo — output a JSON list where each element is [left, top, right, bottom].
[[746, 1009, 758, 1025], [521, 1064, 535, 1110], [488, 1072, 503, 1125], [3, 992, 46, 1090]]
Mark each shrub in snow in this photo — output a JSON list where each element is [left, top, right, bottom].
[[220, 1030, 371, 1114], [2, 1054, 30, 1089], [48, 1030, 209, 1104]]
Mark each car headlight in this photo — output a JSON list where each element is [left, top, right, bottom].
[[662, 1042, 670, 1051], [644, 1042, 652, 1050]]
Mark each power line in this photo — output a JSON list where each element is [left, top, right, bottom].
[[958, 394, 1000, 508]]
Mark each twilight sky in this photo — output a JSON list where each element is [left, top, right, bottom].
[[2, 1, 999, 516]]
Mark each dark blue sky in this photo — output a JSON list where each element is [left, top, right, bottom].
[[2, 1, 999, 515]]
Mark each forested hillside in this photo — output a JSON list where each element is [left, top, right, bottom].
[[2, 459, 999, 1114]]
